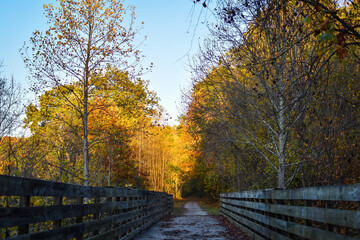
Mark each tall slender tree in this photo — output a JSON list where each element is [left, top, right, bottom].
[[0, 63, 24, 176], [21, 0, 146, 186], [0, 63, 23, 138], [189, 1, 332, 189]]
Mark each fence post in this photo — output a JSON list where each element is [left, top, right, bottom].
[[75, 197, 83, 240], [304, 200, 311, 227], [53, 196, 63, 228], [18, 196, 30, 235], [0, 175, 174, 239], [93, 197, 100, 236]]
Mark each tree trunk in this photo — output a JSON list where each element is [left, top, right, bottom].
[[108, 155, 111, 187], [83, 106, 89, 187], [83, 7, 93, 188], [138, 129, 142, 177], [278, 154, 286, 189], [161, 150, 164, 192], [175, 176, 178, 199], [278, 93, 286, 189]]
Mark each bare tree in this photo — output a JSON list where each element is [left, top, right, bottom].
[[0, 63, 23, 138], [0, 62, 24, 176], [195, 0, 360, 58], [189, 1, 332, 188]]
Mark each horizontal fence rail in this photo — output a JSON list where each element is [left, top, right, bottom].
[[220, 184, 360, 240], [0, 175, 173, 240]]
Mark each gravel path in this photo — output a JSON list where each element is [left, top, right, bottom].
[[182, 201, 208, 216], [135, 201, 233, 240]]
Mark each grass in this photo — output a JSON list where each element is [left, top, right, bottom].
[[171, 197, 220, 215], [172, 198, 187, 215], [197, 198, 220, 215]]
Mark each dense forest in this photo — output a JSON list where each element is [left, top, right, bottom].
[[0, 0, 359, 200]]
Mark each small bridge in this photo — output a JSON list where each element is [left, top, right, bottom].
[[220, 184, 360, 240], [0, 175, 172, 239], [1, 175, 359, 239], [135, 201, 240, 239]]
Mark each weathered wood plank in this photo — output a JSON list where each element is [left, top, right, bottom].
[[220, 183, 360, 201], [88, 207, 165, 240], [53, 197, 62, 228], [0, 199, 156, 228], [119, 212, 164, 240], [221, 203, 357, 240], [18, 196, 30, 235], [221, 198, 360, 229], [220, 207, 290, 240], [0, 175, 173, 239], [83, 207, 157, 234], [0, 175, 172, 198], [6, 206, 163, 240]]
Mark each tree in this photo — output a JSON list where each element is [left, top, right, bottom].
[[23, 87, 85, 182], [21, 0, 147, 186], [187, 0, 360, 190], [184, 71, 273, 196], [87, 68, 159, 186], [0, 63, 24, 176], [188, 0, 333, 189], [23, 65, 159, 186], [195, 0, 360, 55], [297, 48, 360, 186], [0, 63, 23, 138]]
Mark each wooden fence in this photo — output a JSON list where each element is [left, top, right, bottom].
[[0, 175, 173, 240], [220, 184, 360, 240]]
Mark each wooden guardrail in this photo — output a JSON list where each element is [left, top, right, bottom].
[[220, 184, 360, 240], [0, 175, 173, 240]]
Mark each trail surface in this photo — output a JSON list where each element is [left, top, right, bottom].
[[135, 201, 246, 240]]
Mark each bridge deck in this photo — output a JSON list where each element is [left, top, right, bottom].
[[135, 201, 250, 240]]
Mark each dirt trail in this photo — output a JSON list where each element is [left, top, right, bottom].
[[135, 201, 230, 239], [183, 201, 208, 215]]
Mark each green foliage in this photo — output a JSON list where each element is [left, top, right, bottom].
[[172, 199, 187, 215], [197, 199, 220, 215], [17, 67, 161, 186], [318, 32, 334, 42]]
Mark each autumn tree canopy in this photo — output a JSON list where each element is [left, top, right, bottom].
[[0, 0, 358, 203], [21, 0, 148, 186], [184, 0, 360, 192]]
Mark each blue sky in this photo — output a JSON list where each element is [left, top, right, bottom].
[[0, 0, 210, 123]]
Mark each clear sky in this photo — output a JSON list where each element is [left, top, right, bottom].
[[0, 0, 210, 124]]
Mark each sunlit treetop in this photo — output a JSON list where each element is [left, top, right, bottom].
[[21, 0, 148, 93]]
